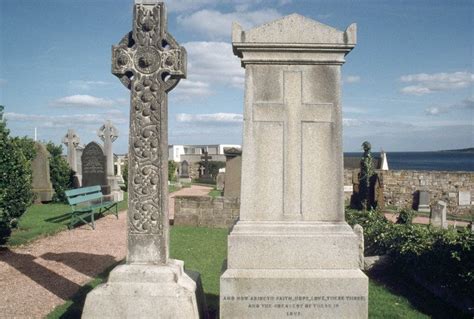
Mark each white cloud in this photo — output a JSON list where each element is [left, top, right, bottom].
[[178, 9, 282, 39], [168, 0, 291, 13], [172, 79, 213, 101], [425, 96, 474, 116], [343, 75, 361, 84], [400, 71, 474, 95], [176, 112, 243, 125], [51, 95, 116, 108], [5, 111, 127, 128], [343, 118, 414, 128], [172, 41, 244, 100], [69, 80, 110, 91]]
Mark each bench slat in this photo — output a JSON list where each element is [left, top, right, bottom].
[[65, 185, 102, 197], [68, 192, 103, 205]]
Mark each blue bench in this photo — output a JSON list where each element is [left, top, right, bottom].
[[65, 185, 118, 229]]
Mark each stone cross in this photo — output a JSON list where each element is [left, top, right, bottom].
[[253, 71, 333, 217], [62, 129, 80, 172], [199, 165, 205, 176], [98, 120, 118, 177], [200, 150, 212, 177], [111, 1, 186, 264]]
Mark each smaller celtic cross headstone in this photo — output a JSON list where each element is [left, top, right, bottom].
[[62, 129, 80, 173], [98, 121, 118, 178]]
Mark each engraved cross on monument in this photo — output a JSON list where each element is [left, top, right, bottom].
[[253, 71, 333, 217], [82, 2, 205, 318]]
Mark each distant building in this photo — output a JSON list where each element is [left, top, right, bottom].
[[168, 144, 241, 163]]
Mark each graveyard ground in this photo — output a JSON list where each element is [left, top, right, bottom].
[[46, 226, 468, 319]]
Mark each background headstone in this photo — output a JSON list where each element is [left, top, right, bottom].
[[81, 142, 109, 195], [98, 121, 123, 201], [431, 200, 448, 229], [82, 2, 205, 318], [417, 190, 430, 213], [458, 191, 471, 206], [216, 172, 225, 192], [62, 129, 81, 187], [223, 147, 242, 198], [220, 15, 367, 318], [31, 143, 54, 203]]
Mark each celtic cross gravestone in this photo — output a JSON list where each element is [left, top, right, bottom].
[[62, 129, 81, 186], [98, 121, 123, 201], [82, 2, 205, 318]]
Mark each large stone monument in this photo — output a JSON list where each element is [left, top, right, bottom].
[[62, 128, 82, 186], [31, 142, 55, 203], [81, 142, 109, 195], [82, 1, 205, 318], [98, 120, 123, 201], [220, 15, 368, 318]]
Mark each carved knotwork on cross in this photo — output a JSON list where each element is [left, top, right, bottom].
[[62, 129, 80, 148], [112, 2, 186, 237], [98, 121, 119, 143]]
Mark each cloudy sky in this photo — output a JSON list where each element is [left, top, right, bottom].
[[0, 0, 472, 153]]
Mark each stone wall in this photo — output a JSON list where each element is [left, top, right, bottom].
[[344, 169, 473, 215], [174, 196, 240, 228]]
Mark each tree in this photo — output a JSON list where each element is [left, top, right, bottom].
[[46, 142, 75, 203], [359, 141, 375, 211], [0, 106, 34, 241]]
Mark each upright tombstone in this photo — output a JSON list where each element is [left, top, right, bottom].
[[431, 200, 448, 229], [115, 156, 125, 185], [98, 121, 123, 201], [223, 147, 242, 198], [62, 129, 82, 186], [81, 142, 109, 195], [179, 160, 191, 183], [220, 15, 368, 318], [82, 2, 205, 318], [417, 190, 430, 213], [31, 143, 55, 203]]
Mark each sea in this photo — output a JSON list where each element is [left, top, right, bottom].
[[344, 152, 474, 172]]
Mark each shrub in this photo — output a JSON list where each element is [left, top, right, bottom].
[[208, 161, 225, 179], [122, 161, 128, 191], [346, 208, 474, 295], [168, 160, 177, 182], [396, 209, 415, 224], [46, 142, 74, 203], [0, 106, 35, 233]]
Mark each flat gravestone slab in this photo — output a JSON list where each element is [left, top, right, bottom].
[[458, 191, 471, 206]]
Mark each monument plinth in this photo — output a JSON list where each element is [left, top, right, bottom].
[[220, 14, 368, 318], [82, 2, 205, 318]]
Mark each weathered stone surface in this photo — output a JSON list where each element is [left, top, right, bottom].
[[431, 200, 448, 229], [31, 142, 54, 202], [81, 142, 108, 194], [418, 190, 430, 213], [216, 172, 225, 191], [62, 128, 81, 186], [223, 147, 242, 198], [220, 14, 367, 319], [458, 191, 471, 206], [82, 2, 204, 318], [98, 121, 123, 201]]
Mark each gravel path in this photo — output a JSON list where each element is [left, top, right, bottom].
[[0, 185, 212, 319]]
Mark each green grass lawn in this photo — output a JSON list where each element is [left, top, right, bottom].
[[5, 193, 128, 247], [208, 188, 223, 198], [45, 226, 462, 319]]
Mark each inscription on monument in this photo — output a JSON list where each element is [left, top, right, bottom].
[[221, 294, 367, 317]]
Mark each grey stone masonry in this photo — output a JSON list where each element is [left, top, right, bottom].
[[220, 14, 368, 318], [31, 142, 54, 203], [82, 2, 205, 318]]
